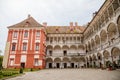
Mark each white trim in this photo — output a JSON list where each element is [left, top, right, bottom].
[[12, 40, 17, 43], [22, 40, 28, 43], [34, 55, 39, 58], [10, 55, 15, 58]]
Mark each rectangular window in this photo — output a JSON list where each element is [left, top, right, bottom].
[[13, 32, 17, 38], [35, 43, 39, 51], [23, 43, 27, 51], [12, 43, 16, 51], [24, 31, 28, 38], [10, 59, 14, 66], [34, 59, 39, 66], [36, 31, 40, 37]]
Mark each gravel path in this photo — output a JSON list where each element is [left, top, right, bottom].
[[6, 69, 120, 80]]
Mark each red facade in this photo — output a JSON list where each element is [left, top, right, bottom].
[[5, 16, 46, 69]]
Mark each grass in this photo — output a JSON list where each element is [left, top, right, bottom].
[[0, 68, 40, 79]]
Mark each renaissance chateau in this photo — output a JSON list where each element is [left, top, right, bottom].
[[2, 0, 120, 69]]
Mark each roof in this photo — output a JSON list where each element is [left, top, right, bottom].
[[46, 26, 85, 34], [8, 16, 43, 28], [7, 15, 85, 34]]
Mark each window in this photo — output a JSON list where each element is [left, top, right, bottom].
[[13, 31, 17, 38], [34, 59, 39, 66], [24, 31, 28, 38], [12, 43, 16, 51], [10, 59, 14, 66], [49, 50, 52, 56], [23, 43, 27, 51], [36, 31, 40, 37], [63, 50, 67, 56], [35, 43, 39, 51]]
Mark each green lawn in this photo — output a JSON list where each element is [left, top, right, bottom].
[[0, 68, 40, 79]]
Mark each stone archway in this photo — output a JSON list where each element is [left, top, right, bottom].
[[78, 45, 85, 54], [62, 45, 69, 56], [71, 57, 78, 68], [54, 58, 61, 68], [111, 47, 120, 57], [100, 30, 107, 44], [103, 50, 110, 59], [54, 45, 61, 56], [47, 45, 53, 56], [63, 57, 69, 68], [107, 23, 117, 40], [46, 58, 53, 68], [91, 39, 95, 50], [117, 15, 120, 35], [95, 35, 100, 47], [103, 50, 110, 68], [97, 53, 102, 68], [70, 45, 77, 54]]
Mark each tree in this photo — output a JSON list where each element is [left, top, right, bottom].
[[0, 56, 3, 70], [0, 50, 2, 55]]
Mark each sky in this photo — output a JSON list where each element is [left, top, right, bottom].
[[0, 0, 105, 55]]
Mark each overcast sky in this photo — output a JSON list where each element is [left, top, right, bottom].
[[0, 0, 105, 55]]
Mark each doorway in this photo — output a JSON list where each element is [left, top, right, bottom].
[[64, 63, 67, 68], [21, 63, 25, 68], [56, 63, 60, 68], [71, 63, 74, 68], [49, 63, 52, 68]]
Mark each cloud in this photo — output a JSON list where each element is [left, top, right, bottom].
[[0, 0, 105, 55]]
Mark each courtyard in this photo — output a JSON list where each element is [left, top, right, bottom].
[[7, 69, 120, 80]]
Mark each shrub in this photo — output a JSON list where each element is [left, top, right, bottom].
[[2, 71, 12, 76], [30, 68, 33, 71], [19, 68, 23, 74]]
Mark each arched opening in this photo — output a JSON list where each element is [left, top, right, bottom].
[[107, 23, 117, 40], [111, 47, 120, 68], [46, 58, 53, 68], [78, 45, 85, 54], [91, 39, 95, 50], [71, 57, 78, 68], [103, 50, 110, 59], [78, 57, 86, 68], [92, 54, 97, 68], [54, 58, 61, 68], [70, 45, 77, 54], [117, 15, 120, 35], [89, 56, 92, 68], [62, 45, 69, 56], [88, 41, 91, 51], [97, 53, 102, 68], [63, 57, 69, 68], [111, 47, 120, 57], [95, 35, 100, 47], [100, 30, 107, 44], [47, 45, 53, 56], [54, 45, 61, 56]]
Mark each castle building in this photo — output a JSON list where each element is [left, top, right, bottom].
[[3, 0, 120, 69], [2, 16, 46, 69]]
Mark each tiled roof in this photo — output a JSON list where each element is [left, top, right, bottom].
[[7, 15, 85, 33], [46, 26, 85, 34], [8, 16, 43, 28]]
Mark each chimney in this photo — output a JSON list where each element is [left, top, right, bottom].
[[70, 22, 73, 27], [28, 14, 31, 18], [75, 22, 78, 27], [43, 22, 47, 27]]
